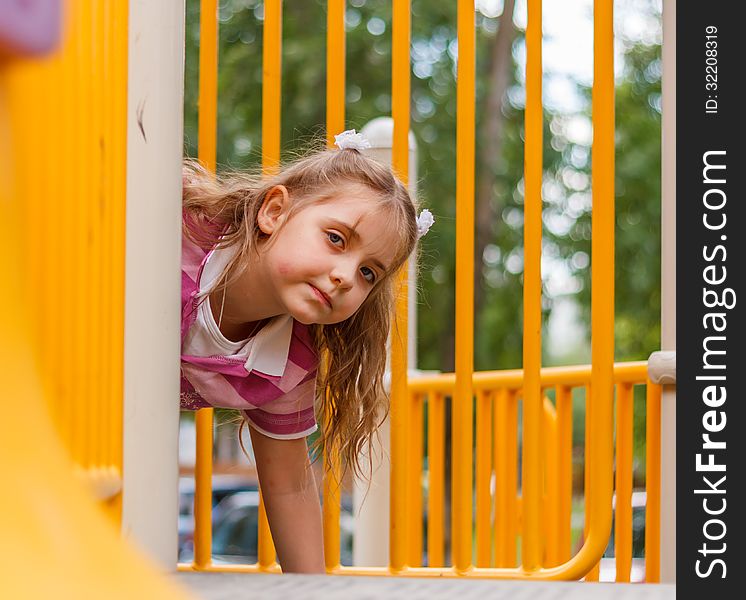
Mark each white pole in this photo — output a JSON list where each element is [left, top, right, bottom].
[[659, 0, 676, 583], [121, 0, 185, 569], [353, 117, 418, 566]]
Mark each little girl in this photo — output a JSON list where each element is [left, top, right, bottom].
[[180, 130, 433, 573]]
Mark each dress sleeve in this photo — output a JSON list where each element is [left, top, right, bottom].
[[241, 368, 318, 439]]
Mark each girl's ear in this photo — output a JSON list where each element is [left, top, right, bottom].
[[257, 185, 290, 235]]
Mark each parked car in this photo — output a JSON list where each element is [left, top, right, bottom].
[[210, 490, 355, 566], [178, 475, 258, 562]]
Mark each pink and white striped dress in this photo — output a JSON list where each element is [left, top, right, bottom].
[[180, 219, 319, 440]]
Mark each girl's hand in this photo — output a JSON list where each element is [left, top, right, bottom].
[[248, 425, 325, 574]]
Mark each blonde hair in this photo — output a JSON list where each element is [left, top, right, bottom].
[[182, 144, 419, 482]]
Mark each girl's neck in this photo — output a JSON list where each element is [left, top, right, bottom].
[[209, 247, 286, 340]]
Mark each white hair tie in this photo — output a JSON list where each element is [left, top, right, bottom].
[[416, 209, 434, 238], [334, 129, 371, 151]]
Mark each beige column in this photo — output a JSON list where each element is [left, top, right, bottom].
[[660, 0, 676, 583], [121, 0, 186, 569], [353, 117, 418, 566]]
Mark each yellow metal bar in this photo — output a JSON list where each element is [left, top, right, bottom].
[[199, 0, 218, 172], [409, 362, 649, 393], [193, 0, 220, 570], [453, 0, 476, 573], [645, 381, 662, 582], [408, 395, 424, 566], [493, 389, 518, 567], [322, 1, 345, 572], [326, 0, 345, 142], [543, 397, 559, 566], [390, 0, 411, 572], [426, 392, 445, 567], [614, 383, 634, 581], [193, 409, 214, 569], [556, 385, 573, 563], [522, 0, 543, 572], [258, 493, 277, 569], [322, 446, 342, 570], [475, 390, 492, 567], [262, 0, 282, 172], [255, 1, 284, 569]]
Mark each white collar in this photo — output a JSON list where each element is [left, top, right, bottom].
[[243, 314, 293, 377], [200, 245, 294, 378]]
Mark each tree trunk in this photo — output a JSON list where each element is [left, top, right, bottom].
[[474, 1, 517, 322]]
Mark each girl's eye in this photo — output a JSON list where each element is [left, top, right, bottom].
[[360, 266, 376, 283], [327, 232, 344, 247]]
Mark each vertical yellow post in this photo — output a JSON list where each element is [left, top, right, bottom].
[[427, 392, 445, 567], [521, 0, 544, 572], [193, 409, 214, 569], [645, 382, 662, 582], [193, 0, 219, 570], [198, 0, 218, 173], [494, 388, 518, 567], [452, 0, 475, 573], [475, 390, 492, 567], [326, 0, 345, 144], [323, 0, 345, 572], [556, 385, 573, 562], [390, 0, 411, 573], [408, 394, 424, 566], [257, 0, 284, 569], [614, 383, 634, 581], [543, 397, 559, 566]]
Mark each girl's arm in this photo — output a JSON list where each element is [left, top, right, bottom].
[[248, 425, 325, 573]]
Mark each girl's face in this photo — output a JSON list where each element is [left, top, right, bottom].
[[257, 186, 401, 325]]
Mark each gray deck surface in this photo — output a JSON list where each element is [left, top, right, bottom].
[[175, 572, 675, 600]]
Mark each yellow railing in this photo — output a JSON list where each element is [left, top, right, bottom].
[[181, 0, 662, 583], [3, 0, 128, 521], [184, 363, 661, 581]]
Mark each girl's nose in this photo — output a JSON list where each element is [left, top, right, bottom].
[[329, 261, 355, 289]]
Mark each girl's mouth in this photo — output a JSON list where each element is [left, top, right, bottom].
[[310, 284, 332, 309]]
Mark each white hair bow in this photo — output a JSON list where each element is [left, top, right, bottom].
[[334, 129, 372, 151], [417, 209, 434, 238]]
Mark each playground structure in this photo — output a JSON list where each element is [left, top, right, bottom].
[[0, 0, 676, 595]]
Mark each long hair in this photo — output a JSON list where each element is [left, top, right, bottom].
[[182, 144, 419, 482]]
